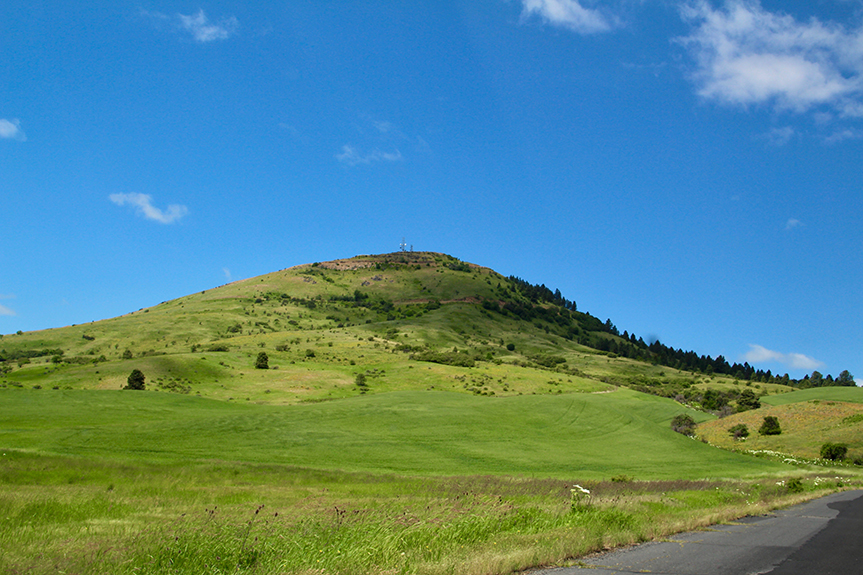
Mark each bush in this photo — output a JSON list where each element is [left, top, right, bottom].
[[820, 443, 848, 461], [671, 414, 696, 436], [124, 369, 146, 390], [255, 352, 269, 370], [758, 416, 782, 436], [728, 423, 749, 440], [736, 389, 761, 411]]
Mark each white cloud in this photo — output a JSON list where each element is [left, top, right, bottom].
[[336, 145, 403, 166], [767, 126, 796, 145], [0, 294, 15, 316], [223, 268, 232, 281], [373, 121, 394, 133], [743, 344, 823, 370], [520, 0, 614, 34], [678, 1, 863, 115], [785, 218, 802, 230], [178, 9, 238, 43], [0, 118, 26, 141], [142, 9, 237, 43], [109, 193, 188, 224], [823, 128, 863, 144]]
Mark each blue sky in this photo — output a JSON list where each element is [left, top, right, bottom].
[[2, 1, 861, 381]]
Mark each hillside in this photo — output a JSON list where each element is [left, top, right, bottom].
[[698, 387, 863, 461], [0, 252, 774, 408], [2, 252, 860, 575]]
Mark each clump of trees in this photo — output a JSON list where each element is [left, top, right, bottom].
[[736, 389, 760, 411], [820, 443, 848, 461], [355, 373, 368, 393], [124, 369, 146, 390], [255, 352, 269, 369], [671, 414, 696, 436], [728, 423, 749, 440], [758, 416, 782, 436]]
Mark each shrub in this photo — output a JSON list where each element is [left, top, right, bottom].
[[671, 414, 696, 436], [736, 389, 761, 411], [820, 443, 848, 461], [121, 349, 133, 360], [758, 416, 782, 436], [786, 478, 804, 493], [506, 343, 515, 351], [255, 352, 269, 370], [728, 423, 749, 440], [124, 369, 146, 390]]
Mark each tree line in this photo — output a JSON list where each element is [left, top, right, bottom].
[[504, 277, 854, 387]]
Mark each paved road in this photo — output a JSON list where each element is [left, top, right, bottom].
[[533, 489, 863, 575]]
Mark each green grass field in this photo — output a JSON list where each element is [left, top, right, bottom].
[[2, 387, 855, 575], [761, 386, 863, 406], [0, 388, 791, 479]]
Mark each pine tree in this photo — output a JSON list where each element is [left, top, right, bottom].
[[124, 369, 145, 390]]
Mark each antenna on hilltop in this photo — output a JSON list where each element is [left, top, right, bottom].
[[400, 237, 407, 252]]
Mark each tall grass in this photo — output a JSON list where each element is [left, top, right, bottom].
[[1, 451, 854, 575]]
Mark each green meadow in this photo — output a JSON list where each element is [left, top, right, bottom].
[[1, 388, 786, 479], [1, 387, 853, 575], [2, 252, 860, 574]]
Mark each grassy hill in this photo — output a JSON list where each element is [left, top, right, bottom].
[[1, 252, 751, 404], [1, 252, 860, 575], [698, 387, 863, 461]]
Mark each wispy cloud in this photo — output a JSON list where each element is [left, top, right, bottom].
[[520, 0, 615, 34], [678, 1, 863, 116], [785, 218, 802, 230], [0, 118, 26, 141], [178, 9, 238, 43], [109, 193, 188, 224], [223, 268, 233, 282], [743, 344, 823, 370], [336, 145, 402, 167], [823, 128, 863, 144], [761, 126, 795, 146], [0, 294, 15, 317], [142, 9, 238, 43]]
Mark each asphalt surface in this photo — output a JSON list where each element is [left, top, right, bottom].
[[532, 489, 863, 575]]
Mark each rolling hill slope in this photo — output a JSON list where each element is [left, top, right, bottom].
[[1, 251, 857, 475], [1, 252, 743, 404]]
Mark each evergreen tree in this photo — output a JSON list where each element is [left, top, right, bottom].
[[759, 416, 782, 436], [255, 351, 269, 369], [124, 369, 145, 390]]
